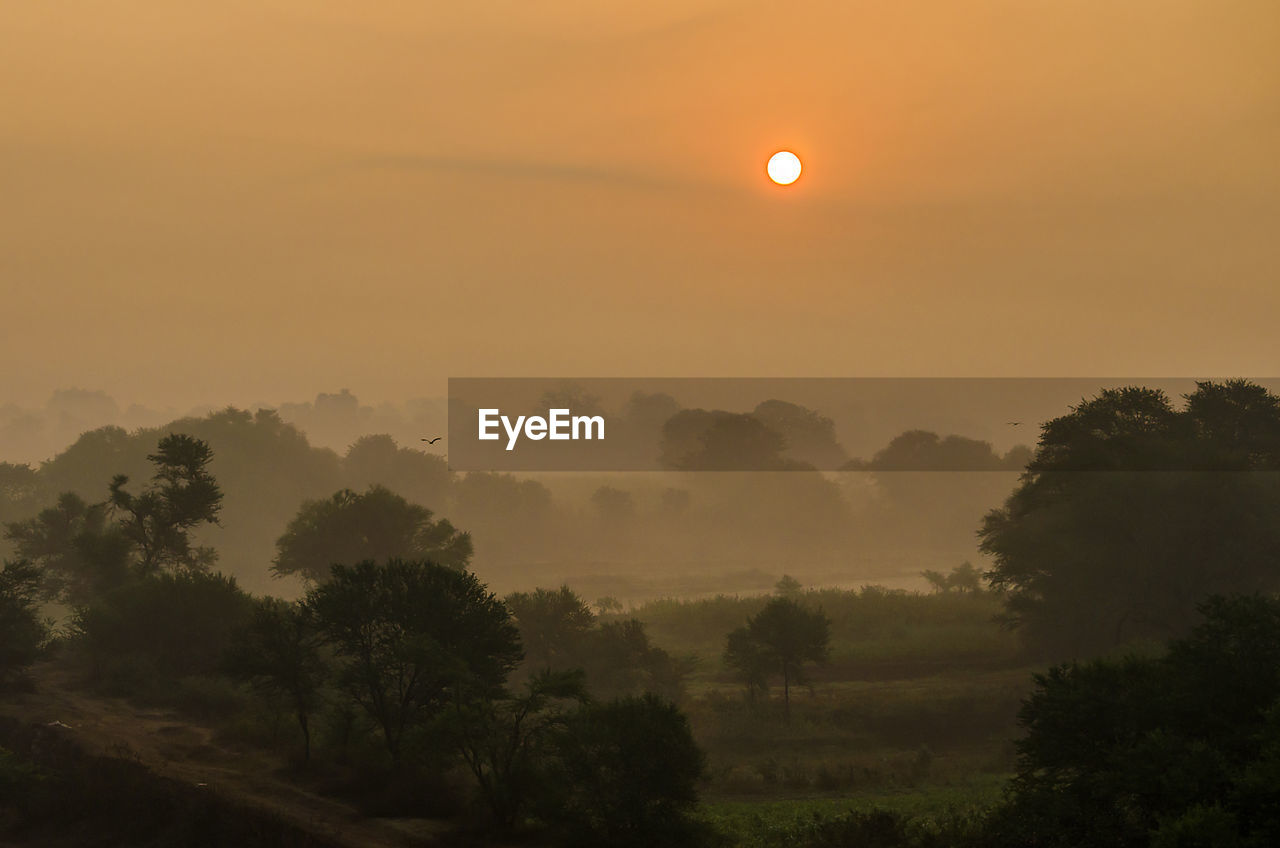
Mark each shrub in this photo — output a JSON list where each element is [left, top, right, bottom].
[[541, 694, 710, 847], [73, 571, 254, 681]]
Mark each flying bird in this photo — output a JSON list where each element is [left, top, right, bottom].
[[422, 437, 443, 444], [1006, 421, 1023, 426]]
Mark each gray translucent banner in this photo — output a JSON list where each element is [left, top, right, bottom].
[[446, 377, 1280, 471]]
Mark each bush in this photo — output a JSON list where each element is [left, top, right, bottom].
[[541, 694, 710, 847], [73, 571, 254, 681], [986, 595, 1280, 847]]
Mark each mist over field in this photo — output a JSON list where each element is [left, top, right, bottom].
[[4, 0, 1279, 844], [0, 385, 1031, 600], [7, 379, 1280, 848]]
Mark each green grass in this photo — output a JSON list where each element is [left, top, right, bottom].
[[622, 584, 1033, 832], [701, 774, 1009, 847]]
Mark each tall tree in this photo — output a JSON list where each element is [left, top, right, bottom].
[[981, 380, 1280, 656], [307, 558, 521, 761], [451, 668, 588, 830], [108, 433, 222, 575], [226, 598, 327, 763]]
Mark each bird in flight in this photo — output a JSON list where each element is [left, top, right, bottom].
[[1006, 421, 1022, 426], [422, 437, 443, 444]]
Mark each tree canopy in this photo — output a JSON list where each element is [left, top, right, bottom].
[[273, 485, 472, 582], [980, 380, 1280, 656], [541, 694, 708, 848], [505, 585, 596, 669], [306, 558, 521, 761], [990, 595, 1280, 848], [108, 433, 222, 575], [225, 597, 327, 762], [6, 433, 222, 601], [724, 596, 831, 715]]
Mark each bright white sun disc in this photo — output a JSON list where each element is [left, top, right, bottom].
[[767, 151, 802, 185]]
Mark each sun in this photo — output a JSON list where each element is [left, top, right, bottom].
[[766, 150, 802, 185]]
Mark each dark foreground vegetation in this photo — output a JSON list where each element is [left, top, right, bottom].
[[3, 379, 1280, 847], [0, 716, 344, 848]]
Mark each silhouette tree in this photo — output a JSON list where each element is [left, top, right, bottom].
[[226, 598, 327, 763], [948, 561, 983, 593], [775, 574, 803, 598], [27, 408, 348, 595], [505, 585, 596, 669], [451, 668, 588, 830], [660, 409, 799, 470], [594, 596, 623, 616], [306, 559, 521, 762], [108, 433, 222, 575], [724, 596, 830, 717], [981, 380, 1280, 656], [542, 694, 707, 848], [848, 430, 1020, 472], [920, 562, 984, 595], [273, 486, 471, 582], [752, 399, 848, 468], [577, 618, 689, 701], [8, 433, 221, 598], [5, 492, 131, 603], [342, 434, 452, 509], [920, 569, 950, 594], [992, 595, 1280, 847]]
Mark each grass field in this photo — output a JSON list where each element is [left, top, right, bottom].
[[700, 774, 1008, 847], [614, 584, 1036, 836]]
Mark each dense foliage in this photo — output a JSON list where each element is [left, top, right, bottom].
[[73, 570, 254, 681], [273, 486, 472, 581], [985, 595, 1280, 847], [981, 380, 1280, 655], [0, 560, 48, 689], [306, 558, 520, 761], [541, 694, 709, 848]]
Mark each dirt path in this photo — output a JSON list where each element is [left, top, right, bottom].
[[1, 664, 450, 848]]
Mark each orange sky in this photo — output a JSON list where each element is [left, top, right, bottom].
[[2, 1, 1278, 409]]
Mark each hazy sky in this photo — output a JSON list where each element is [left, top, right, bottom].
[[3, 1, 1277, 409]]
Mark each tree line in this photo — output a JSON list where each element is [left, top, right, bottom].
[[0, 434, 710, 846]]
